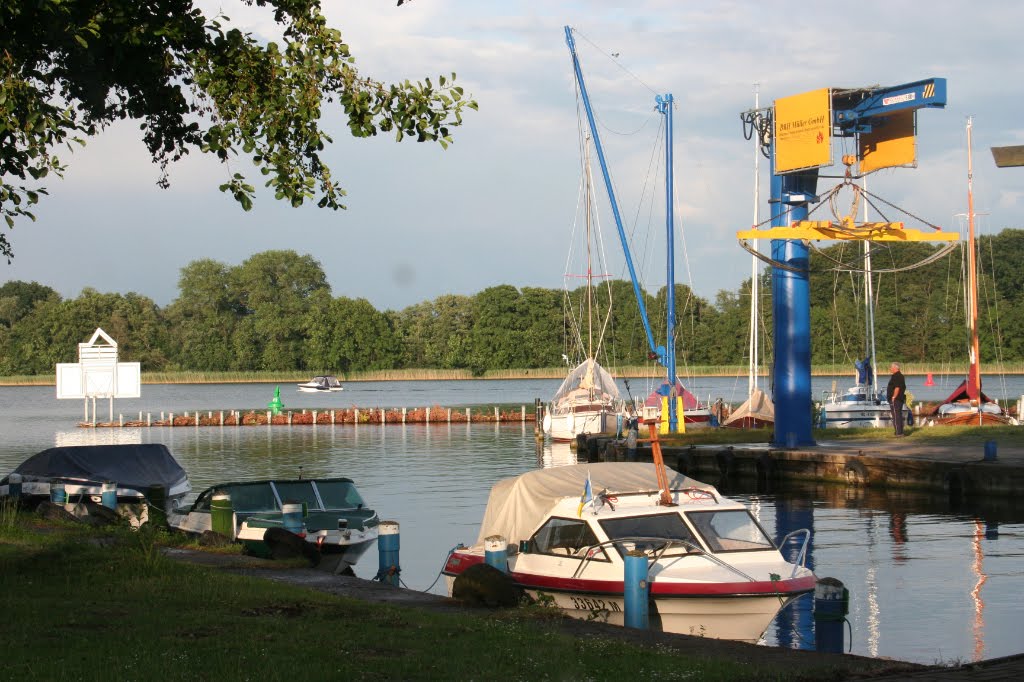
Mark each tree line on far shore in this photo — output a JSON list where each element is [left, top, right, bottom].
[[3, 230, 1024, 377]]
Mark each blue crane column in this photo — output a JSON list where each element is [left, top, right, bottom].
[[770, 157, 818, 448]]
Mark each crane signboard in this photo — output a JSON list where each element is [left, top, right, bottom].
[[774, 88, 832, 174]]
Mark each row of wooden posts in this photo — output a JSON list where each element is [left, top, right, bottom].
[[82, 405, 538, 428]]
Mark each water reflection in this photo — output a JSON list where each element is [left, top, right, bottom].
[[4, 407, 1024, 664]]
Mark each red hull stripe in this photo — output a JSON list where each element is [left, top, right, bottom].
[[444, 553, 816, 597]]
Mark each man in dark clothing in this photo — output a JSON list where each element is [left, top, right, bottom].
[[886, 362, 907, 436]]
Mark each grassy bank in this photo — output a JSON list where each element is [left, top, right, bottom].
[[5, 362, 1024, 386], [0, 509, 895, 681]]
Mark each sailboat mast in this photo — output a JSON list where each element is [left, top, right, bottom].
[[863, 177, 878, 392], [585, 135, 595, 360], [749, 85, 760, 397], [966, 117, 981, 401]]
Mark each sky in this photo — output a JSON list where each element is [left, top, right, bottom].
[[4, 1, 1024, 312]]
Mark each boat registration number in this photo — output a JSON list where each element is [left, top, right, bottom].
[[569, 596, 621, 613]]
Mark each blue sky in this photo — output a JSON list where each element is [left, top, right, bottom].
[[4, 1, 1024, 311]]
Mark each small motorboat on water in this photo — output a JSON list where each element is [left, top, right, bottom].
[[0, 444, 191, 525], [443, 462, 815, 642], [297, 376, 344, 393], [168, 477, 378, 573]]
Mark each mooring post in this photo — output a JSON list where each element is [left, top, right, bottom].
[[332, 409, 337, 424], [814, 577, 849, 653], [50, 482, 67, 505], [220, 411, 224, 426], [119, 414, 123, 427], [402, 407, 407, 424], [8, 473, 22, 499], [281, 502, 305, 534], [521, 406, 526, 422], [211, 491, 234, 539], [169, 412, 174, 426], [147, 413, 151, 427], [426, 407, 430, 423], [984, 440, 998, 461], [484, 535, 509, 573], [494, 406, 499, 422], [466, 407, 471, 422], [623, 550, 650, 630], [312, 410, 318, 425], [100, 481, 117, 510], [447, 408, 451, 423], [377, 521, 401, 587]]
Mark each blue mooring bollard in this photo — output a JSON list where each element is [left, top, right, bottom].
[[814, 577, 849, 653], [100, 481, 117, 510], [984, 440, 997, 462], [8, 473, 21, 499], [50, 482, 67, 505], [623, 550, 649, 630], [377, 521, 401, 587], [484, 535, 509, 573], [281, 502, 305, 534]]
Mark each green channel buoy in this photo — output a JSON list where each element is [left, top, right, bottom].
[[268, 385, 284, 415]]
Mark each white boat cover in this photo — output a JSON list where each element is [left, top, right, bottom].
[[551, 358, 620, 405], [474, 463, 714, 547], [723, 388, 775, 427]]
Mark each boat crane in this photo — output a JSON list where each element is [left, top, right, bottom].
[[737, 79, 960, 447]]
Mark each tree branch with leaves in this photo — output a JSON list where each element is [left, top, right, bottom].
[[0, 0, 477, 259]]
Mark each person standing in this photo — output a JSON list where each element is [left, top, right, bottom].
[[886, 362, 907, 436]]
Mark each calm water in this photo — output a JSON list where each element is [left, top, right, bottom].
[[2, 379, 1023, 664]]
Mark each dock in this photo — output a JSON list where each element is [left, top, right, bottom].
[[579, 435, 1024, 499]]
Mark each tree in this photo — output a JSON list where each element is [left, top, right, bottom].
[[0, 1, 477, 259], [0, 279, 59, 326], [304, 294, 400, 373], [163, 258, 242, 370], [231, 250, 330, 370]]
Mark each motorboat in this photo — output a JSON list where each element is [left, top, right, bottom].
[[297, 376, 344, 393], [442, 462, 815, 642], [0, 444, 191, 525], [818, 369, 912, 429], [169, 477, 378, 572]]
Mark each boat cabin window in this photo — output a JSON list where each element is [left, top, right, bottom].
[[273, 481, 321, 510], [687, 509, 775, 553], [228, 483, 280, 512], [530, 517, 607, 560], [599, 513, 700, 558], [315, 480, 365, 509]]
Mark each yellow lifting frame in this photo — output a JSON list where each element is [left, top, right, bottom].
[[736, 218, 958, 243]]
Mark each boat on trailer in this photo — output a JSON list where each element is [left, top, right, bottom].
[[442, 462, 814, 642], [169, 477, 378, 572], [0, 444, 191, 526]]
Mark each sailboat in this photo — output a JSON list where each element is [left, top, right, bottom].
[[544, 135, 623, 442], [929, 118, 1016, 426], [725, 87, 774, 429], [818, 231, 911, 429], [564, 27, 711, 434]]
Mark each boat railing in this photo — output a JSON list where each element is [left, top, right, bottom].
[[571, 536, 758, 583], [778, 528, 811, 577]]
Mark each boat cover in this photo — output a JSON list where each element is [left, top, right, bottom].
[[723, 388, 775, 428], [643, 379, 702, 411], [8, 444, 189, 492], [930, 379, 997, 416], [474, 462, 714, 547], [551, 358, 620, 404]]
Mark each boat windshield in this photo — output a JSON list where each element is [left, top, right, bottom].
[[686, 509, 775, 553], [315, 480, 366, 509], [529, 516, 608, 561], [274, 481, 321, 509], [599, 513, 699, 558]]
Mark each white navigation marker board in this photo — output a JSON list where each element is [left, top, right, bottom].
[[56, 328, 141, 423]]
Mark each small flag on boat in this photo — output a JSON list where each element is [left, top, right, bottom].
[[577, 471, 593, 517]]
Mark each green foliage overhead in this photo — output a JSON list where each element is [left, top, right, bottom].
[[0, 0, 478, 259]]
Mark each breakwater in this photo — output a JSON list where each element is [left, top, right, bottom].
[[79, 405, 539, 428]]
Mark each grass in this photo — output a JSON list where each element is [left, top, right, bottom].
[[0, 515, 883, 682]]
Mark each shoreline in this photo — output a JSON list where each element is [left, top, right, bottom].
[[2, 365, 1021, 387]]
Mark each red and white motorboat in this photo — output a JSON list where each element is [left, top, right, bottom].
[[443, 462, 815, 642]]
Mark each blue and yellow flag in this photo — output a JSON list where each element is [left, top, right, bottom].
[[577, 471, 593, 517]]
